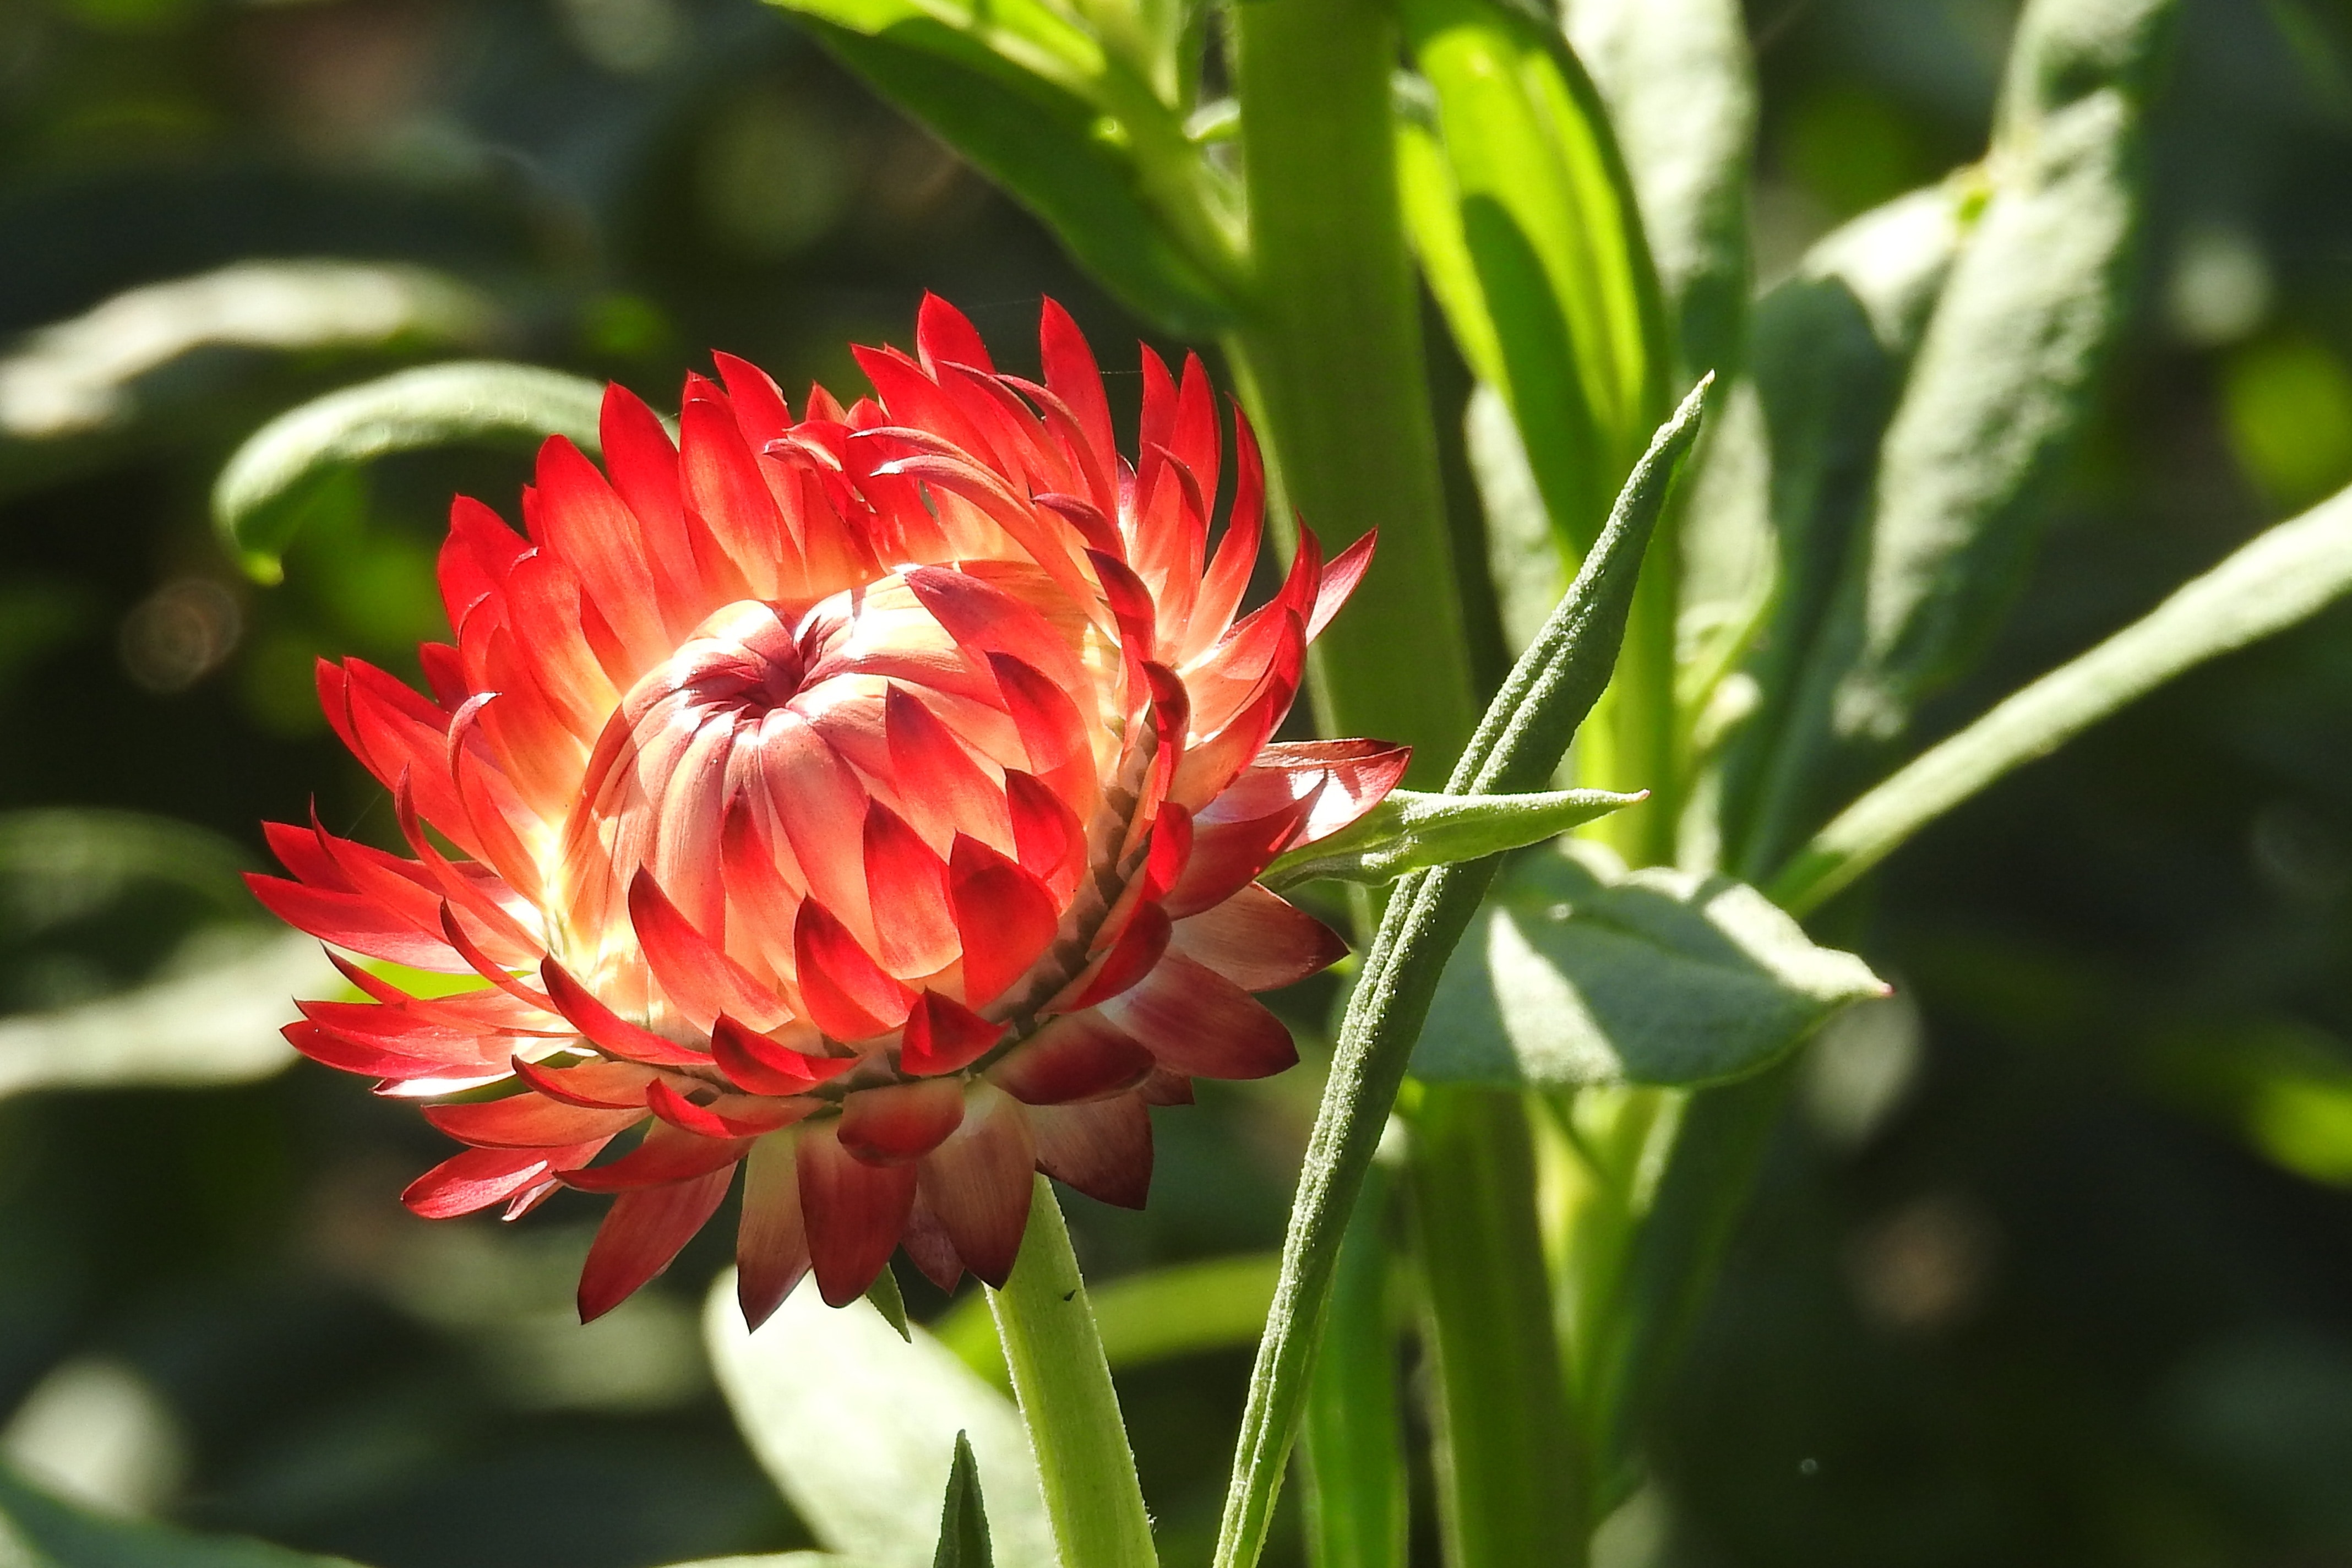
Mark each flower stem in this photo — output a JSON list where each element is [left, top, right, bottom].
[[988, 1177, 1158, 1568], [1222, 0, 1480, 781]]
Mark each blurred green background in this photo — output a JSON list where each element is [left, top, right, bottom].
[[5, 0, 2352, 1564]]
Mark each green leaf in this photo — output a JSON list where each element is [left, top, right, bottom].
[[1397, 0, 1668, 558], [866, 1263, 914, 1343], [931, 1434, 993, 1568], [0, 260, 499, 444], [770, 0, 1236, 334], [1709, 181, 1978, 873], [1411, 839, 1883, 1087], [1213, 382, 1707, 1568], [1262, 787, 1642, 891], [0, 929, 327, 1099], [0, 1462, 367, 1567], [213, 361, 605, 584], [1768, 477, 2352, 917], [1761, 0, 2181, 837], [0, 808, 257, 927], [936, 1251, 1284, 1388], [1560, 0, 1757, 382], [705, 1272, 1054, 1568]]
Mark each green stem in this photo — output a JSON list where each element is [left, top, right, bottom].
[[1224, 0, 1481, 780], [1409, 1087, 1586, 1567], [988, 1177, 1158, 1568], [1298, 1158, 1408, 1568]]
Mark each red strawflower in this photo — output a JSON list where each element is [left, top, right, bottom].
[[253, 296, 1406, 1324]]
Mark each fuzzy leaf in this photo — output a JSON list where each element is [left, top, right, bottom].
[[706, 1272, 1054, 1568], [1262, 787, 1642, 891], [1561, 0, 1756, 381], [865, 1264, 913, 1343], [214, 361, 605, 584], [1412, 840, 1881, 1088], [935, 1252, 1283, 1389]]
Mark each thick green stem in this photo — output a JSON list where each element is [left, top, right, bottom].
[[988, 1177, 1158, 1568], [1226, 0, 1480, 780], [1409, 1087, 1586, 1568], [1298, 1159, 1408, 1568]]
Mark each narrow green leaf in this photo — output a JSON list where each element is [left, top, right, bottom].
[[986, 1177, 1155, 1568], [0, 1462, 367, 1567], [0, 931, 330, 1100], [932, 1434, 993, 1568], [1560, 0, 1757, 380], [1770, 479, 2352, 917], [0, 260, 498, 444], [1397, 0, 1668, 557], [1212, 382, 1707, 1568], [1408, 1087, 1582, 1564], [773, 3, 1235, 334], [213, 361, 605, 584], [1262, 787, 1642, 891], [1413, 839, 1883, 1087], [705, 1272, 1053, 1568], [0, 808, 257, 924], [866, 1264, 914, 1342], [938, 1251, 1283, 1389], [1297, 1159, 1407, 1568]]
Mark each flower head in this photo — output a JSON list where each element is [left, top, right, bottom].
[[254, 297, 1406, 1323]]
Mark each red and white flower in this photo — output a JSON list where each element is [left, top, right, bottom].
[[253, 297, 1406, 1323]]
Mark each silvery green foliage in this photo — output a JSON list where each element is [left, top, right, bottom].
[[1560, 0, 1757, 382], [1262, 786, 1641, 889], [1411, 839, 1882, 1088]]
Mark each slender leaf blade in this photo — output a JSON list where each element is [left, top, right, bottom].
[[1771, 479, 2352, 916], [1297, 1161, 1407, 1568], [939, 1252, 1283, 1387], [213, 361, 605, 584]]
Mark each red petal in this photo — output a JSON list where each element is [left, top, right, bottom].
[[629, 870, 793, 1032], [578, 1164, 735, 1322], [1308, 530, 1376, 642], [798, 1121, 919, 1306], [540, 959, 712, 1067], [738, 1133, 811, 1327], [862, 799, 959, 977], [1005, 769, 1085, 899], [1168, 884, 1348, 992], [901, 1197, 965, 1292], [245, 874, 466, 973], [510, 1055, 658, 1109], [710, 1014, 856, 1096], [424, 1093, 644, 1149], [916, 1085, 1036, 1288], [794, 898, 915, 1041], [898, 989, 1007, 1076], [561, 1120, 755, 1192], [1056, 902, 1172, 1011], [647, 1077, 808, 1139], [916, 293, 995, 374], [1028, 1094, 1152, 1209], [948, 834, 1060, 1010], [988, 1010, 1154, 1106], [1096, 950, 1299, 1080], [1038, 299, 1115, 510], [837, 1079, 966, 1165], [404, 1141, 606, 1219], [283, 1019, 440, 1081]]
